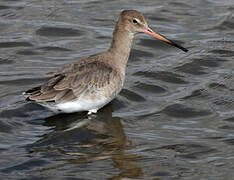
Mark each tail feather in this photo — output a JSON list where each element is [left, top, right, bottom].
[[24, 86, 41, 95]]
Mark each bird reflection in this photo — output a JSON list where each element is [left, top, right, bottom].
[[28, 105, 143, 179]]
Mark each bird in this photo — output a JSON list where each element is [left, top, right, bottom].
[[24, 10, 188, 114]]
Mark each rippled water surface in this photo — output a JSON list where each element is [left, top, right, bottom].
[[0, 0, 234, 179]]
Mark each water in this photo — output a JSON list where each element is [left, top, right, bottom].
[[0, 0, 234, 179]]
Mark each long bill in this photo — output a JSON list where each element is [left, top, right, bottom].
[[144, 27, 188, 52]]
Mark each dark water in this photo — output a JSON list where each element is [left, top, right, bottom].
[[0, 0, 234, 179]]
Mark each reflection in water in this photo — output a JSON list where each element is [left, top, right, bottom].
[[28, 106, 142, 179]]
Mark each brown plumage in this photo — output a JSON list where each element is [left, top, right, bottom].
[[26, 58, 122, 103], [25, 10, 188, 114]]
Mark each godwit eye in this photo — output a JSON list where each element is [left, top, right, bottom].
[[132, 18, 138, 24]]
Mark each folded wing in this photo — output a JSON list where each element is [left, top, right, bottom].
[[25, 60, 122, 103]]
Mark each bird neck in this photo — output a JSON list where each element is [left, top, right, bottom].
[[108, 26, 134, 75]]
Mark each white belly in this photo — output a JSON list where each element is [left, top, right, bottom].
[[37, 87, 123, 114], [54, 96, 113, 113]]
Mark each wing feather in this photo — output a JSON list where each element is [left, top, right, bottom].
[[26, 59, 122, 103]]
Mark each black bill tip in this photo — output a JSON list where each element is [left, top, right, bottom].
[[169, 40, 188, 52]]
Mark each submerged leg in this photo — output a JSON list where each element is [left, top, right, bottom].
[[88, 109, 98, 115]]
